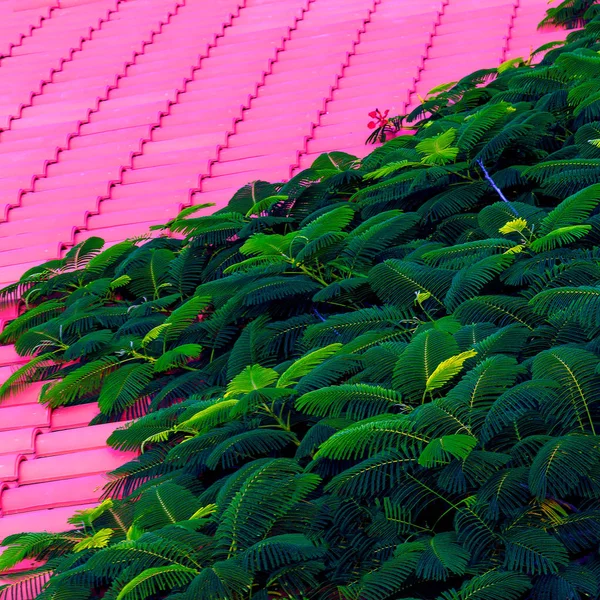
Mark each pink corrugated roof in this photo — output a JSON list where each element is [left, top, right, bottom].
[[0, 0, 567, 586]]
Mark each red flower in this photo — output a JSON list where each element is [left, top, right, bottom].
[[367, 108, 390, 129]]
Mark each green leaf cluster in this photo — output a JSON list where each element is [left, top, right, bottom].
[[3, 2, 600, 599]]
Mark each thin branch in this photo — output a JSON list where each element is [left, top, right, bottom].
[[477, 159, 520, 217]]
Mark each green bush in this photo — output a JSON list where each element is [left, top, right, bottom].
[[3, 2, 600, 598]]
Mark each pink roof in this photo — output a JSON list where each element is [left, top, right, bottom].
[[0, 0, 567, 589]]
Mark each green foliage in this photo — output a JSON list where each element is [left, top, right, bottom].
[[4, 4, 600, 599]]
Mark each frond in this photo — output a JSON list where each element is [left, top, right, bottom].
[[424, 350, 478, 394], [41, 356, 124, 407], [415, 533, 470, 580], [418, 182, 489, 222], [530, 224, 591, 252], [0, 351, 58, 401], [446, 354, 522, 418], [241, 534, 323, 573], [295, 417, 351, 460], [296, 384, 404, 420], [334, 212, 420, 273], [204, 428, 298, 470], [294, 353, 362, 395], [0, 300, 64, 344], [368, 260, 454, 311], [227, 316, 268, 378], [164, 296, 210, 344], [154, 344, 203, 373], [225, 365, 279, 397], [472, 324, 531, 360], [475, 466, 530, 520], [0, 565, 54, 600], [350, 168, 423, 205], [116, 565, 197, 600], [445, 254, 514, 310], [277, 344, 342, 389], [295, 205, 355, 240], [362, 160, 415, 180], [0, 532, 79, 570], [438, 571, 531, 600], [418, 434, 477, 467], [258, 314, 318, 359], [454, 295, 540, 330], [530, 285, 600, 329], [481, 380, 558, 444], [555, 48, 600, 80], [103, 447, 174, 499], [181, 560, 252, 600], [528, 434, 600, 500], [98, 363, 154, 416], [241, 276, 321, 306], [523, 159, 600, 195], [416, 128, 460, 165], [167, 244, 207, 297], [63, 329, 114, 361], [79, 538, 202, 580], [553, 510, 600, 553], [177, 398, 238, 432], [521, 260, 600, 300], [393, 329, 459, 404], [302, 305, 406, 346], [216, 459, 318, 552], [456, 103, 514, 157], [422, 239, 517, 269], [503, 528, 568, 575], [133, 482, 203, 529], [85, 239, 136, 276], [532, 346, 600, 434], [313, 415, 425, 462], [108, 403, 188, 451], [345, 542, 423, 600]]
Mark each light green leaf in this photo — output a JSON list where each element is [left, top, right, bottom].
[[530, 225, 590, 252], [141, 323, 172, 347], [425, 350, 478, 394], [116, 565, 197, 600], [73, 529, 114, 553], [416, 129, 459, 165], [225, 365, 279, 398], [277, 343, 343, 388], [418, 434, 478, 467]]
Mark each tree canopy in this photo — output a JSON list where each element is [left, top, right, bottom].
[[3, 1, 600, 598]]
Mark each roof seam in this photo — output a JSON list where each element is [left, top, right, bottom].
[[292, 0, 380, 176], [0, 0, 123, 135], [504, 0, 521, 60], [407, 0, 450, 108], [0, 0, 60, 60], [94, 0, 249, 225], [2, 0, 186, 231], [198, 0, 316, 193]]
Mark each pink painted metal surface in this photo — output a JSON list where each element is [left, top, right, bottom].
[[0, 0, 567, 591]]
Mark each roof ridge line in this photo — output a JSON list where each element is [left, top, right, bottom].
[[67, 0, 248, 248], [503, 0, 522, 61], [1, 0, 186, 236], [196, 0, 316, 196], [405, 0, 450, 110], [1, 0, 123, 135], [0, 0, 60, 60], [291, 0, 382, 177]]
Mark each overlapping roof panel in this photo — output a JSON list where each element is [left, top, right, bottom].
[[0, 0, 566, 586]]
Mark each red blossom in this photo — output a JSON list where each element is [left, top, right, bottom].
[[367, 108, 390, 130]]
